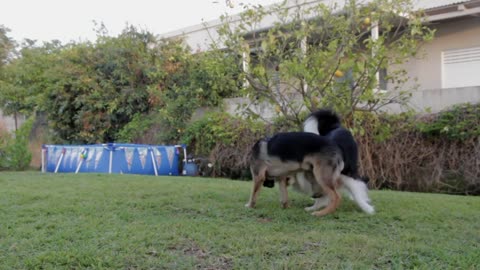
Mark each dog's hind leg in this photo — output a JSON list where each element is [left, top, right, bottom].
[[310, 160, 342, 217], [245, 166, 267, 208], [278, 176, 289, 209], [305, 196, 330, 212], [311, 186, 340, 217]]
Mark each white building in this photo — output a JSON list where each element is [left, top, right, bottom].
[[159, 0, 480, 115]]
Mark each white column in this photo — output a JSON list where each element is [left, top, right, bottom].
[[300, 36, 308, 92], [41, 148, 46, 173], [371, 20, 380, 89], [242, 43, 250, 88]]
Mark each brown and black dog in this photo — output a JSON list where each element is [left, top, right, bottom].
[[245, 132, 344, 217]]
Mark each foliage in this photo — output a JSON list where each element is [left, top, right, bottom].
[[0, 117, 33, 170], [0, 25, 16, 67], [181, 111, 264, 157], [180, 111, 268, 178], [0, 41, 61, 123], [346, 108, 480, 194], [184, 49, 242, 106], [351, 104, 480, 195], [416, 103, 480, 141], [216, 0, 434, 127], [42, 27, 157, 143], [0, 25, 24, 131], [115, 113, 155, 143], [154, 41, 242, 143], [184, 108, 479, 194], [0, 27, 162, 144], [1, 172, 479, 269], [1, 27, 241, 144], [348, 109, 416, 141]]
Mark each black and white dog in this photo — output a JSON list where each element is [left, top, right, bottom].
[[297, 109, 375, 214], [245, 132, 345, 217]]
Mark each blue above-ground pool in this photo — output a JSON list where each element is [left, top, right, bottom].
[[41, 143, 187, 176]]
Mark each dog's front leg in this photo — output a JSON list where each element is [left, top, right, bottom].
[[278, 176, 289, 209]]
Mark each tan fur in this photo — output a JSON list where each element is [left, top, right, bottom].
[[245, 166, 267, 208], [278, 176, 289, 208]]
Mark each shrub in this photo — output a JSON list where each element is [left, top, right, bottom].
[[183, 105, 479, 195], [181, 112, 267, 179], [0, 117, 33, 171], [416, 103, 480, 141], [116, 113, 156, 143], [355, 107, 480, 195]]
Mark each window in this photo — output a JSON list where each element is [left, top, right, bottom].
[[442, 46, 480, 88], [335, 67, 388, 93]]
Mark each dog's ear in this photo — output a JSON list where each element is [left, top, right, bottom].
[[263, 179, 275, 188]]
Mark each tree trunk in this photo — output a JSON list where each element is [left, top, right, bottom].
[[14, 110, 18, 131]]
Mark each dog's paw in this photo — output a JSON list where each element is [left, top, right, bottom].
[[304, 205, 318, 212], [245, 203, 254, 208]]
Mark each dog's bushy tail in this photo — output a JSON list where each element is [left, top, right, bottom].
[[303, 109, 341, 136], [341, 175, 375, 214]]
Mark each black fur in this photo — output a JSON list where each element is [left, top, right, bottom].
[[307, 109, 365, 182], [251, 139, 263, 160], [308, 109, 341, 136], [263, 178, 275, 188], [263, 181, 274, 187], [265, 132, 340, 163], [254, 132, 342, 189]]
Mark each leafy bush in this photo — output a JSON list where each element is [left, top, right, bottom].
[[417, 103, 480, 141], [182, 106, 479, 194], [180, 112, 266, 178], [354, 107, 480, 195], [154, 48, 242, 144], [116, 113, 155, 143], [181, 112, 265, 156], [0, 117, 33, 170]]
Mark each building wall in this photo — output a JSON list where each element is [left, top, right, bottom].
[[159, 0, 342, 52], [161, 23, 222, 52], [0, 109, 25, 132], [384, 86, 480, 113], [399, 16, 480, 91], [410, 86, 480, 112]]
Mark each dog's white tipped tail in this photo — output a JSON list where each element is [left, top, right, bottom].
[[303, 116, 319, 134], [341, 175, 375, 214]]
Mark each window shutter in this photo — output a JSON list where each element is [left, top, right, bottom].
[[442, 46, 480, 88]]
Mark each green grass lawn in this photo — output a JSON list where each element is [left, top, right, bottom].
[[0, 172, 479, 269]]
